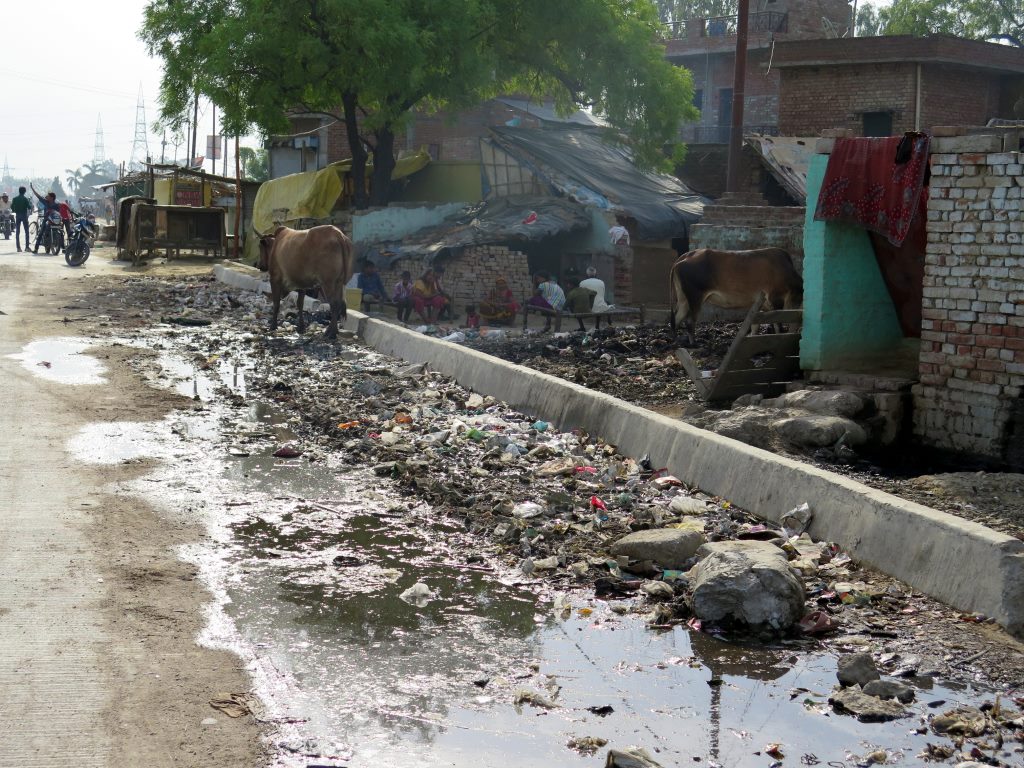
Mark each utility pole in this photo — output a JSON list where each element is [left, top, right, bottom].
[[212, 104, 217, 175], [191, 92, 199, 166], [161, 132, 167, 164], [724, 0, 750, 197]]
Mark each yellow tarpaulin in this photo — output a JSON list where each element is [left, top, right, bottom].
[[252, 150, 430, 235]]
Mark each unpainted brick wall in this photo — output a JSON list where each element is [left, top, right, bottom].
[[691, 205, 806, 273], [913, 137, 1024, 460], [372, 246, 533, 320]]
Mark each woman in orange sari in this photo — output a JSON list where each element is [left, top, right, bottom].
[[479, 277, 519, 325]]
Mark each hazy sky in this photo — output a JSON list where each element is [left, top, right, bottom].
[[1, 0, 245, 182]]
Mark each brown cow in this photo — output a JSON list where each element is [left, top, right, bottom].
[[669, 247, 802, 345], [257, 225, 354, 339]]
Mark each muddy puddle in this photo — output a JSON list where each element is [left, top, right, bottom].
[[63, 339, 1006, 768], [8, 337, 106, 385]]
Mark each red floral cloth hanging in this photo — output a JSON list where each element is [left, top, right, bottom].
[[813, 132, 930, 247]]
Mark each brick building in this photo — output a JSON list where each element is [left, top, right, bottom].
[[773, 36, 1024, 138], [664, 0, 852, 144]]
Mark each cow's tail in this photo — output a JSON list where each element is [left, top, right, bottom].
[[669, 260, 686, 335]]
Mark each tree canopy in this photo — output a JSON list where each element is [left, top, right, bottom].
[[655, 0, 736, 24], [141, 0, 698, 210], [857, 0, 1023, 46]]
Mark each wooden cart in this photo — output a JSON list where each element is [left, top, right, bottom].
[[116, 197, 226, 265]]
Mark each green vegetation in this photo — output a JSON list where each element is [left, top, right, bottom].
[[140, 0, 698, 208]]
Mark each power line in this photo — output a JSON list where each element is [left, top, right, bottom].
[[0, 69, 140, 100]]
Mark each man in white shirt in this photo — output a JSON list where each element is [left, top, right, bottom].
[[579, 266, 612, 313], [0, 193, 10, 213]]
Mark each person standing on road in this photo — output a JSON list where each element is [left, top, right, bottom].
[[10, 186, 33, 252], [29, 185, 61, 253]]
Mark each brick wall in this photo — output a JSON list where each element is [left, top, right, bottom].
[[778, 62, 917, 136], [919, 66, 1004, 132], [373, 245, 533, 320], [913, 135, 1024, 461], [691, 204, 806, 272]]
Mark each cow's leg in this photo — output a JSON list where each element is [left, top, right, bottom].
[[270, 283, 282, 332], [326, 299, 340, 340], [296, 291, 306, 333]]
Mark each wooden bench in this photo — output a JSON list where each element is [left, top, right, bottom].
[[360, 294, 398, 314], [674, 292, 803, 403], [522, 303, 645, 332]]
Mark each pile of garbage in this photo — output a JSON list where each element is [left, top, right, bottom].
[[86, 275, 1024, 695]]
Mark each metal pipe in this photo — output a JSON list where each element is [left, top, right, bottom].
[[725, 0, 750, 195], [915, 63, 922, 131]]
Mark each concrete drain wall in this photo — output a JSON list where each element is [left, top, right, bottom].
[[215, 263, 1024, 636]]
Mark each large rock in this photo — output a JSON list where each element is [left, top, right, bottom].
[[837, 652, 880, 687], [862, 679, 915, 703], [688, 541, 805, 630], [772, 415, 867, 448], [763, 390, 866, 418], [610, 529, 705, 570], [829, 686, 908, 722]]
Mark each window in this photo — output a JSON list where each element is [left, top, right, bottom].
[[693, 89, 704, 112], [862, 111, 893, 137], [718, 88, 733, 127], [428, 143, 440, 160]]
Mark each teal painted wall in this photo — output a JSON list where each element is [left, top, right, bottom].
[[801, 154, 905, 370]]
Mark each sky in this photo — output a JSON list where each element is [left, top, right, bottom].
[[1, 0, 254, 184]]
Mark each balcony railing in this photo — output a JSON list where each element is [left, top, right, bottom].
[[664, 11, 788, 39], [682, 124, 780, 144]]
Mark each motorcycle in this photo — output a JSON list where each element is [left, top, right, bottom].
[[0, 209, 12, 239], [39, 210, 65, 255], [65, 214, 97, 267]]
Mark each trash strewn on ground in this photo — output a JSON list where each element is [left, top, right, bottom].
[[69, 273, 1024, 766]]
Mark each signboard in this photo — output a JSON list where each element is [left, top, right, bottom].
[[174, 179, 202, 207], [205, 135, 222, 160]]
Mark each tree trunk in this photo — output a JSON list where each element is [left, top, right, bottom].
[[369, 127, 396, 208], [341, 92, 369, 210]]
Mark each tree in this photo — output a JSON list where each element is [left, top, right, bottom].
[[655, 0, 736, 24], [855, 3, 884, 36], [65, 168, 83, 195], [879, 0, 1023, 46], [141, 0, 698, 210], [238, 147, 269, 182]]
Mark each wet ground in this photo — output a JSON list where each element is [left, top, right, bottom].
[[35, 270, 1024, 767]]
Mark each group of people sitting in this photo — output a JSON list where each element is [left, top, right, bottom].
[[353, 262, 454, 324], [352, 259, 612, 332]]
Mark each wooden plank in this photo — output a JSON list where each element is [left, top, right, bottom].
[[754, 309, 803, 324], [716, 363, 801, 387], [731, 333, 802, 356], [704, 293, 767, 401], [674, 348, 713, 398]]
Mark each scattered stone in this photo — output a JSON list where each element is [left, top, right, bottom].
[[763, 390, 866, 418], [465, 393, 485, 408], [566, 736, 608, 754], [610, 528, 705, 570], [862, 679, 915, 704], [772, 415, 867, 448], [688, 541, 805, 630], [605, 747, 664, 768], [930, 706, 988, 737], [667, 496, 708, 516], [829, 686, 908, 722], [837, 653, 881, 687]]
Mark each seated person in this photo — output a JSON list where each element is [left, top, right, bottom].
[[579, 266, 612, 313], [357, 262, 387, 306], [392, 271, 415, 323], [564, 284, 597, 331], [465, 305, 480, 329], [412, 267, 448, 322], [479, 277, 519, 325], [527, 272, 566, 331]]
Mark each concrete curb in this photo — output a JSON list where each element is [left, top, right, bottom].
[[214, 263, 1024, 636]]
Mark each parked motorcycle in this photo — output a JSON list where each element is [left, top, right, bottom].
[[39, 210, 64, 255], [0, 209, 12, 239], [65, 214, 96, 267]]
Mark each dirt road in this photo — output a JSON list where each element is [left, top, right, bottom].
[[0, 242, 265, 767]]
